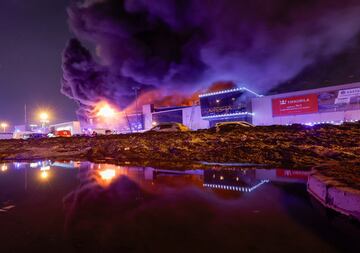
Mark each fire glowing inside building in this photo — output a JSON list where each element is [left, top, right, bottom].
[[75, 81, 360, 133]]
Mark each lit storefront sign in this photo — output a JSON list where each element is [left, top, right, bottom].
[[272, 94, 319, 116]]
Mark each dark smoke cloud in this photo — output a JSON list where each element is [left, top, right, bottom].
[[62, 0, 360, 118], [61, 39, 154, 120]]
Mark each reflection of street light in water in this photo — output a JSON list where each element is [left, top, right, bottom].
[[40, 171, 49, 179], [39, 165, 50, 181], [1, 164, 8, 172]]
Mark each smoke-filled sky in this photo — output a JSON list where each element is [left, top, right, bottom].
[[63, 0, 360, 120], [2, 0, 360, 126]]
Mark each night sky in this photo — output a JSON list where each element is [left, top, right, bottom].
[[1, 0, 360, 129], [0, 0, 76, 127]]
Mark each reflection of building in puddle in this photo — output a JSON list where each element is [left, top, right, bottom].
[[51, 161, 82, 169], [30, 162, 42, 168], [13, 162, 32, 169], [256, 169, 309, 183], [31, 161, 307, 191], [27, 161, 84, 170], [87, 165, 203, 188], [25, 160, 52, 169], [203, 169, 269, 193], [87, 165, 309, 191]]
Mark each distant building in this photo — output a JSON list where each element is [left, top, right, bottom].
[[199, 87, 263, 127], [79, 82, 360, 133], [0, 133, 13, 140], [50, 121, 82, 135], [14, 124, 41, 133], [142, 104, 209, 131]]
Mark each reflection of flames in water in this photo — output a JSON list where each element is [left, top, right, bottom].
[[94, 164, 127, 186], [87, 81, 237, 130], [99, 169, 116, 181]]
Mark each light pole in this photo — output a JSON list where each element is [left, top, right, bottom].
[[1, 122, 8, 133], [132, 86, 140, 112], [132, 86, 140, 130], [39, 112, 49, 130]]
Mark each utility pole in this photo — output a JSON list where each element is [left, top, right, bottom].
[[124, 111, 133, 133], [24, 104, 28, 131], [132, 86, 141, 130]]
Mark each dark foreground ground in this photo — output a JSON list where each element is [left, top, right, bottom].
[[1, 122, 359, 172], [1, 163, 359, 253]]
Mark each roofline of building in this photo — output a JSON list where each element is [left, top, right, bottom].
[[49, 121, 80, 127], [199, 87, 263, 98], [255, 81, 360, 100]]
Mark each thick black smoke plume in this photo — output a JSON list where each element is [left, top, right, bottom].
[[62, 0, 360, 119]]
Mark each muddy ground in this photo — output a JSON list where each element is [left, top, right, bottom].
[[0, 122, 359, 171], [312, 163, 360, 191]]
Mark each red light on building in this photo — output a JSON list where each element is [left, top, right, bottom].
[[272, 94, 318, 116]]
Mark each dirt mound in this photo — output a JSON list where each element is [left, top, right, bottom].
[[1, 122, 359, 171]]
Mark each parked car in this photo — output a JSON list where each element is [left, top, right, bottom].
[[148, 122, 190, 132], [215, 121, 254, 132], [91, 129, 113, 136], [13, 131, 33, 139], [23, 133, 48, 140], [72, 134, 88, 137]]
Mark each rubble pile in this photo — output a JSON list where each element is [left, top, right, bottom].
[[0, 122, 359, 170], [313, 163, 360, 190]]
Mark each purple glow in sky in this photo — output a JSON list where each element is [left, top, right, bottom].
[[0, 0, 76, 126], [1, 0, 360, 126], [62, 0, 360, 120]]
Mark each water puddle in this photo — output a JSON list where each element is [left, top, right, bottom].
[[0, 161, 359, 252]]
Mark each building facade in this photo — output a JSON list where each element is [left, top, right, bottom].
[[142, 104, 209, 131], [80, 82, 360, 133], [199, 87, 263, 127], [252, 82, 360, 126], [50, 121, 82, 135]]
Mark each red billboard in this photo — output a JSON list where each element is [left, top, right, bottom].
[[276, 169, 309, 180], [272, 94, 318, 116]]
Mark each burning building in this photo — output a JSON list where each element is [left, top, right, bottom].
[[78, 81, 360, 132], [61, 0, 360, 130]]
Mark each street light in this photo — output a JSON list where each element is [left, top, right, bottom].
[[39, 112, 50, 128], [1, 164, 8, 172], [1, 122, 8, 133], [132, 86, 140, 112]]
